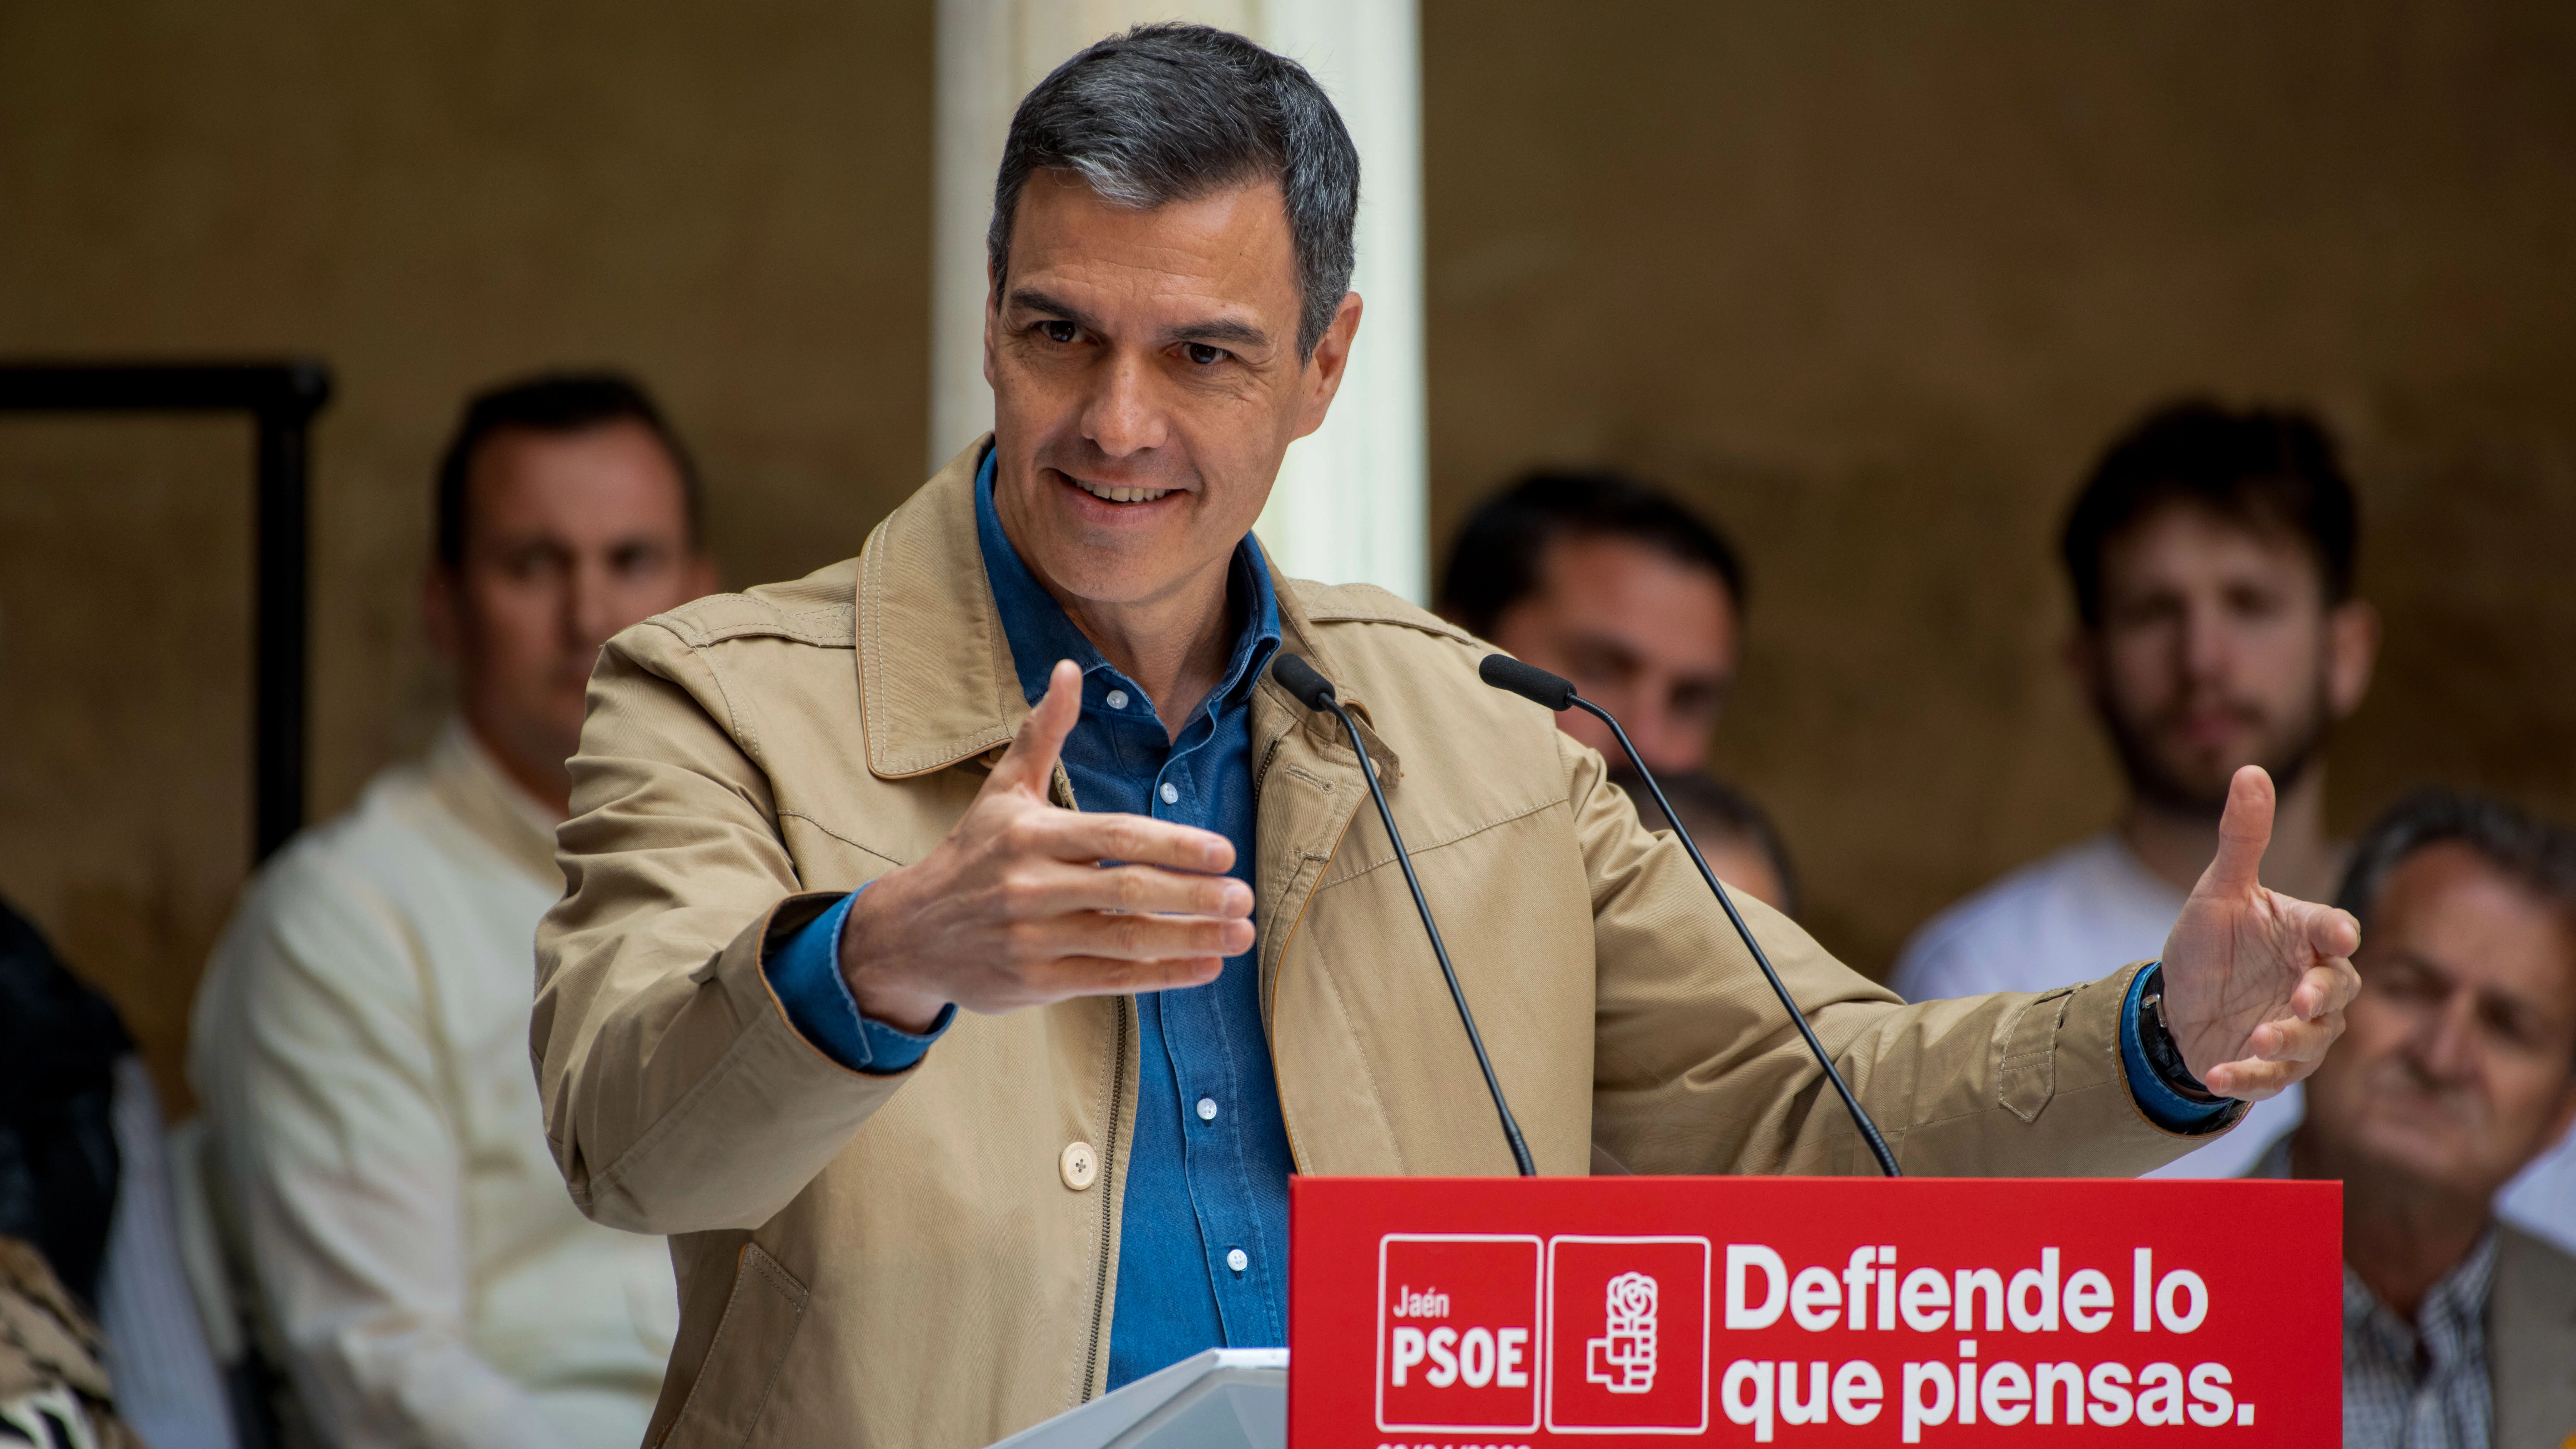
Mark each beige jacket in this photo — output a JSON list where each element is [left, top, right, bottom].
[[533, 441, 2221, 1449], [2492, 1225, 2576, 1449]]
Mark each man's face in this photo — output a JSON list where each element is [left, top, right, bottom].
[[983, 172, 1360, 617], [2305, 842, 2576, 1203], [425, 420, 715, 800], [2074, 504, 2376, 814], [1487, 534, 1738, 774]]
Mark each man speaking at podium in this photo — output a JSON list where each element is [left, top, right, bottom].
[[531, 25, 2359, 1448]]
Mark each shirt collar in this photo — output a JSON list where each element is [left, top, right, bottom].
[[2259, 1130, 2499, 1371], [426, 718, 565, 886], [2344, 1227, 2496, 1363], [973, 446, 1281, 721]]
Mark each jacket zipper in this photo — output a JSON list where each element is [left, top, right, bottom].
[[1080, 998, 1129, 1399], [1250, 723, 1291, 804]]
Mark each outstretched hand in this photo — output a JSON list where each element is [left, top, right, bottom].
[[2157, 765, 2363, 1100], [837, 660, 1252, 1033]]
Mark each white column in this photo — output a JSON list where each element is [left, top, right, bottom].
[[930, 0, 1428, 600]]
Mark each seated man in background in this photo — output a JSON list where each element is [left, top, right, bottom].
[[1, 1235, 142, 1447], [2253, 789, 2576, 1447], [1893, 401, 2379, 1178], [2, 897, 233, 1449], [1440, 472, 1797, 909], [1619, 768, 1799, 918], [1438, 469, 1746, 774], [192, 373, 712, 1448]]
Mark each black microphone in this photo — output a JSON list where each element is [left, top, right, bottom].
[[1479, 653, 1905, 1179], [1271, 654, 1537, 1177]]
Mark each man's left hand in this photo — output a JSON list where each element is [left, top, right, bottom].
[[2159, 764, 2364, 1100]]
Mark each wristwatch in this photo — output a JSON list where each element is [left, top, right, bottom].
[[2137, 966, 2222, 1104]]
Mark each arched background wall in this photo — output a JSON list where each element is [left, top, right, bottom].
[[5, 0, 2573, 1108]]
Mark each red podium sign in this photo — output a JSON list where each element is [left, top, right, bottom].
[[1289, 1177, 2340, 1447]]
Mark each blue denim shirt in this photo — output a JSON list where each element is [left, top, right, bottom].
[[765, 449, 1295, 1388]]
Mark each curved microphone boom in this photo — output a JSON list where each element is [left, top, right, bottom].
[[1479, 653, 1904, 1179], [1271, 654, 1536, 1176]]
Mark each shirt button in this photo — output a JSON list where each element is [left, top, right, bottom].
[[1105, 689, 1129, 710], [1196, 1096, 1218, 1123], [1059, 1141, 1099, 1192], [1159, 782, 1180, 805], [1227, 1248, 1249, 1274]]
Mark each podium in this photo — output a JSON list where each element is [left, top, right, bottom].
[[1287, 1175, 2342, 1446], [991, 1349, 1287, 1449]]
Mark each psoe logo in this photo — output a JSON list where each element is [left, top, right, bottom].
[[1586, 1272, 1659, 1394], [1546, 1236, 1710, 1435]]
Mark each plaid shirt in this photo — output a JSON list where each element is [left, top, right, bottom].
[[2251, 1136, 2497, 1449]]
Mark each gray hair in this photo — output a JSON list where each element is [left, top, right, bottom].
[[2338, 787, 2576, 939], [988, 23, 1360, 359]]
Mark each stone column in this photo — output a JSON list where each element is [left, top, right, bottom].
[[930, 0, 1428, 599]]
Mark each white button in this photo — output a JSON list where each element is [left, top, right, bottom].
[[1059, 1141, 1099, 1191], [1159, 782, 1179, 805], [1105, 689, 1129, 709], [1226, 1248, 1249, 1274], [1196, 1096, 1218, 1122]]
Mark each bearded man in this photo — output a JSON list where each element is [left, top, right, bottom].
[[1894, 402, 2373, 1182], [533, 32, 2362, 1447]]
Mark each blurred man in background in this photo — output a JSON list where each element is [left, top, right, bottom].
[[1441, 472, 1796, 908], [191, 373, 713, 1448], [3, 898, 232, 1449], [1894, 400, 2576, 1229], [1438, 470, 1745, 774], [1, 1235, 143, 1447], [2254, 790, 2576, 1447], [1621, 768, 1798, 918], [1892, 400, 2379, 1178]]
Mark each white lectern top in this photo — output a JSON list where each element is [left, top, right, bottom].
[[987, 1349, 1287, 1449]]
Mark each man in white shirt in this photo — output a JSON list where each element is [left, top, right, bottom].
[[193, 373, 716, 1448], [1890, 401, 2576, 1239]]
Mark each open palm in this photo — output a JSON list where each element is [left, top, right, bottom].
[[2158, 765, 2363, 1099]]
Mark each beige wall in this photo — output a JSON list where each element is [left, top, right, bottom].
[[6, 0, 2574, 1108], [0, 1, 934, 1109], [1421, 0, 2576, 973]]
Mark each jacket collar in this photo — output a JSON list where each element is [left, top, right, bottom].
[[854, 435, 1394, 780], [855, 439, 1027, 778]]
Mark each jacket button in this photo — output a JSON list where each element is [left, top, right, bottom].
[[1060, 1140, 1099, 1191]]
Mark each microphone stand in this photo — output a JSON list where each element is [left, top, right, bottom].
[[1272, 655, 1537, 1176], [1481, 655, 1903, 1179]]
